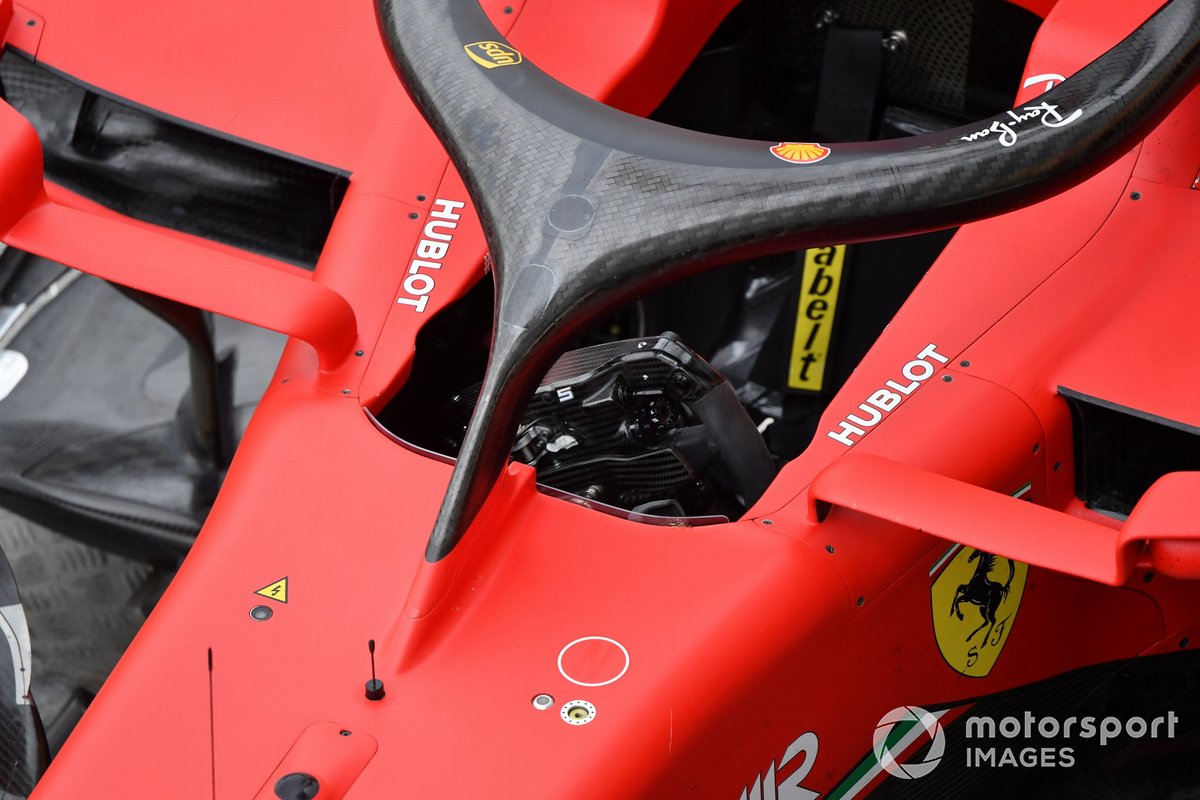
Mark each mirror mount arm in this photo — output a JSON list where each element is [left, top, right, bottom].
[[808, 454, 1200, 586]]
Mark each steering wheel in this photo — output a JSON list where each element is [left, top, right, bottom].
[[375, 0, 1200, 561]]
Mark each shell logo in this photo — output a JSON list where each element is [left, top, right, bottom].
[[770, 142, 831, 164]]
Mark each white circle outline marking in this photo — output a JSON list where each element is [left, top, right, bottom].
[[557, 636, 630, 687]]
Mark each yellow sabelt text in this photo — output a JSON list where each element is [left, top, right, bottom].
[[788, 245, 845, 391]]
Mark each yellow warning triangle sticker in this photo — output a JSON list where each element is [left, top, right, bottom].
[[254, 577, 288, 604]]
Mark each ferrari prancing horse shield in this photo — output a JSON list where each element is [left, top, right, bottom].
[[931, 547, 1028, 678]]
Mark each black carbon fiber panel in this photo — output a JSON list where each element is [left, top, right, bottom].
[[0, 507, 153, 759], [539, 450, 692, 500], [375, 0, 1200, 559], [540, 339, 641, 386], [763, 0, 975, 111], [0, 269, 283, 561]]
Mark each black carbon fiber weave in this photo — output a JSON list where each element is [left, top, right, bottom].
[[374, 0, 1200, 560], [766, 0, 975, 111]]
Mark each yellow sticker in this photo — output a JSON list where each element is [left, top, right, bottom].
[[931, 548, 1028, 677], [254, 577, 289, 604], [770, 142, 831, 164], [464, 41, 523, 69], [788, 245, 845, 391]]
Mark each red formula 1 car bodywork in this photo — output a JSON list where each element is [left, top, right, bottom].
[[0, 0, 1196, 797]]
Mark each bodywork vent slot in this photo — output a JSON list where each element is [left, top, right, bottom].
[[1062, 387, 1200, 518], [0, 48, 348, 268]]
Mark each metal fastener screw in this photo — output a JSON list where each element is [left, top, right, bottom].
[[856, 596, 864, 607], [355, 350, 365, 357], [409, 212, 419, 219], [762, 519, 774, 526], [814, 9, 839, 30], [1131, 191, 1142, 200], [882, 30, 908, 52], [942, 375, 953, 383], [342, 389, 352, 395], [826, 545, 835, 554], [960, 360, 970, 368]]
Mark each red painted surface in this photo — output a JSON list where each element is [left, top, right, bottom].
[[0, 0, 1197, 796]]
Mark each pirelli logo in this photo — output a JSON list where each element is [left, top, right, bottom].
[[464, 41, 523, 69], [788, 245, 845, 392]]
